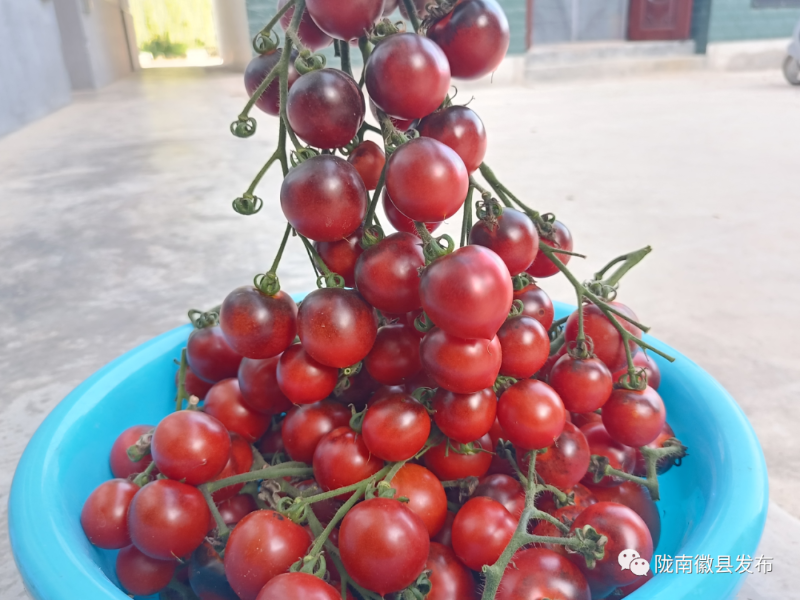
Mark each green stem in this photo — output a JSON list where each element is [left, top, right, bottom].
[[253, 0, 295, 47], [244, 149, 281, 196], [132, 461, 156, 487], [401, 0, 422, 32], [174, 348, 188, 411], [237, 63, 280, 122], [593, 442, 687, 501], [198, 484, 231, 539], [204, 463, 314, 493], [308, 485, 365, 557], [593, 246, 652, 287], [364, 167, 386, 230], [279, 0, 306, 151], [278, 118, 289, 176], [268, 223, 293, 275], [358, 36, 372, 87], [294, 465, 392, 505], [459, 185, 474, 248]]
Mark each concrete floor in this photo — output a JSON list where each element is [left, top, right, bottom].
[[1, 67, 799, 597]]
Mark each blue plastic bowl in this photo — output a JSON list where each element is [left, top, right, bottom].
[[9, 301, 768, 600]]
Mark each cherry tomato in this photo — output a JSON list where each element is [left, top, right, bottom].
[[530, 503, 585, 556], [280, 155, 367, 242], [109, 424, 153, 479], [181, 367, 213, 400], [420, 329, 502, 394], [602, 386, 666, 447], [306, 0, 384, 40], [210, 433, 253, 503], [535, 422, 590, 490], [347, 140, 385, 190], [526, 220, 573, 279], [588, 481, 661, 548], [204, 378, 271, 442], [403, 368, 439, 392], [333, 367, 381, 409], [364, 324, 422, 385], [469, 208, 538, 276], [278, 0, 332, 50], [276, 344, 339, 404], [386, 137, 469, 222], [313, 427, 384, 497], [355, 232, 425, 314], [633, 422, 676, 476], [432, 511, 456, 548], [426, 542, 478, 600], [420, 245, 512, 340], [497, 379, 566, 450], [224, 510, 312, 600], [297, 287, 377, 368], [570, 410, 602, 429], [579, 422, 636, 487], [81, 479, 139, 549], [617, 571, 653, 597], [238, 356, 292, 415], [390, 464, 448, 536], [339, 498, 430, 595], [189, 540, 238, 600], [496, 547, 590, 600], [432, 387, 496, 444], [424, 433, 493, 480], [452, 496, 516, 570], [287, 69, 364, 149], [220, 287, 297, 360], [116, 544, 176, 596], [128, 479, 210, 560], [613, 351, 661, 390], [537, 344, 566, 382], [362, 392, 431, 461], [217, 494, 258, 526], [549, 355, 612, 414], [370, 98, 418, 132], [366, 33, 450, 120], [513, 282, 554, 329], [497, 315, 550, 378], [382, 190, 442, 236], [244, 49, 299, 116], [315, 229, 364, 289], [536, 482, 597, 515], [472, 473, 525, 518], [417, 105, 487, 173], [282, 400, 351, 463], [257, 572, 341, 600], [187, 325, 243, 383], [427, 0, 510, 80], [564, 302, 641, 372]]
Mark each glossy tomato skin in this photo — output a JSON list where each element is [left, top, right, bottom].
[[339, 498, 430, 595], [257, 572, 341, 600], [238, 356, 292, 415], [364, 324, 421, 385], [496, 547, 590, 600], [579, 422, 636, 487], [224, 510, 312, 600], [564, 302, 641, 372], [427, 0, 510, 80], [220, 287, 297, 360], [287, 69, 364, 149], [347, 140, 385, 190], [313, 427, 384, 496], [432, 387, 496, 444], [420, 245, 512, 340], [497, 315, 550, 378], [315, 229, 364, 289], [426, 542, 478, 600], [306, 0, 383, 40], [189, 540, 238, 600], [281, 400, 351, 463], [116, 545, 176, 596], [421, 329, 502, 394], [362, 393, 431, 461], [128, 479, 210, 560], [390, 464, 448, 536], [469, 208, 538, 276], [513, 282, 554, 329], [278, 0, 332, 50], [210, 433, 253, 503], [276, 344, 339, 404], [417, 105, 487, 173], [280, 155, 367, 242], [633, 422, 676, 476], [535, 422, 591, 490], [81, 479, 139, 549], [526, 220, 573, 279], [383, 190, 442, 236], [244, 49, 299, 116], [602, 386, 666, 447], [613, 351, 661, 390], [424, 432, 493, 480], [217, 494, 258, 526], [203, 378, 271, 442], [432, 511, 456, 547], [187, 325, 243, 383], [109, 424, 154, 479], [588, 482, 661, 548], [497, 380, 566, 450], [549, 355, 613, 414], [386, 137, 469, 223], [182, 368, 213, 400], [366, 33, 450, 120], [355, 232, 425, 314], [472, 473, 525, 518], [452, 497, 516, 571]]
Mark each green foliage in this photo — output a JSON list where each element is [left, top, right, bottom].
[[141, 33, 187, 58], [130, 0, 218, 54]]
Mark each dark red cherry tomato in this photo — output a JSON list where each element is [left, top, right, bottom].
[[496, 547, 590, 600], [469, 208, 538, 276], [364, 324, 421, 385], [368, 384, 406, 406], [535, 422, 591, 490], [181, 368, 213, 400], [513, 282, 554, 329], [256, 420, 285, 456], [417, 105, 487, 173], [244, 49, 299, 116], [109, 424, 153, 479], [280, 155, 367, 242], [579, 422, 636, 487], [355, 232, 425, 314], [366, 33, 450, 120], [287, 69, 364, 149], [276, 344, 339, 404], [224, 510, 312, 600], [424, 432, 493, 480], [210, 433, 253, 503], [81, 479, 139, 549], [116, 544, 176, 596], [204, 378, 271, 442], [427, 0, 510, 80], [633, 422, 676, 476], [570, 410, 602, 429], [282, 400, 351, 463], [370, 98, 418, 132], [602, 386, 666, 447], [187, 325, 243, 383], [238, 356, 292, 415], [497, 379, 566, 450], [257, 572, 341, 600], [613, 350, 661, 390], [588, 481, 661, 548], [313, 427, 384, 496], [347, 140, 385, 190], [128, 479, 210, 560], [339, 498, 430, 595], [390, 464, 448, 536], [432, 511, 456, 547], [421, 329, 502, 394], [617, 571, 653, 597], [403, 368, 438, 392], [315, 229, 364, 289], [278, 0, 332, 50], [473, 473, 525, 518], [385, 137, 468, 222], [420, 245, 512, 340], [537, 344, 566, 382], [497, 315, 550, 378], [382, 190, 442, 236], [362, 392, 431, 461], [426, 542, 478, 600], [220, 287, 297, 360], [564, 301, 641, 372], [188, 540, 238, 600], [333, 367, 381, 409], [549, 355, 613, 414], [526, 220, 573, 279], [432, 387, 496, 443], [306, 0, 384, 40], [217, 494, 258, 526], [452, 496, 516, 570]]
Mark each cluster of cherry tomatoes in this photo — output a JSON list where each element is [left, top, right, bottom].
[[78, 1, 683, 599]]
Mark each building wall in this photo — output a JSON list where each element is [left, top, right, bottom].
[[707, 0, 800, 41]]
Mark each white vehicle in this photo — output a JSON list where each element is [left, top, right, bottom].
[[784, 18, 800, 85]]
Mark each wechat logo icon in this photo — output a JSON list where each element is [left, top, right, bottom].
[[618, 549, 650, 576]]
